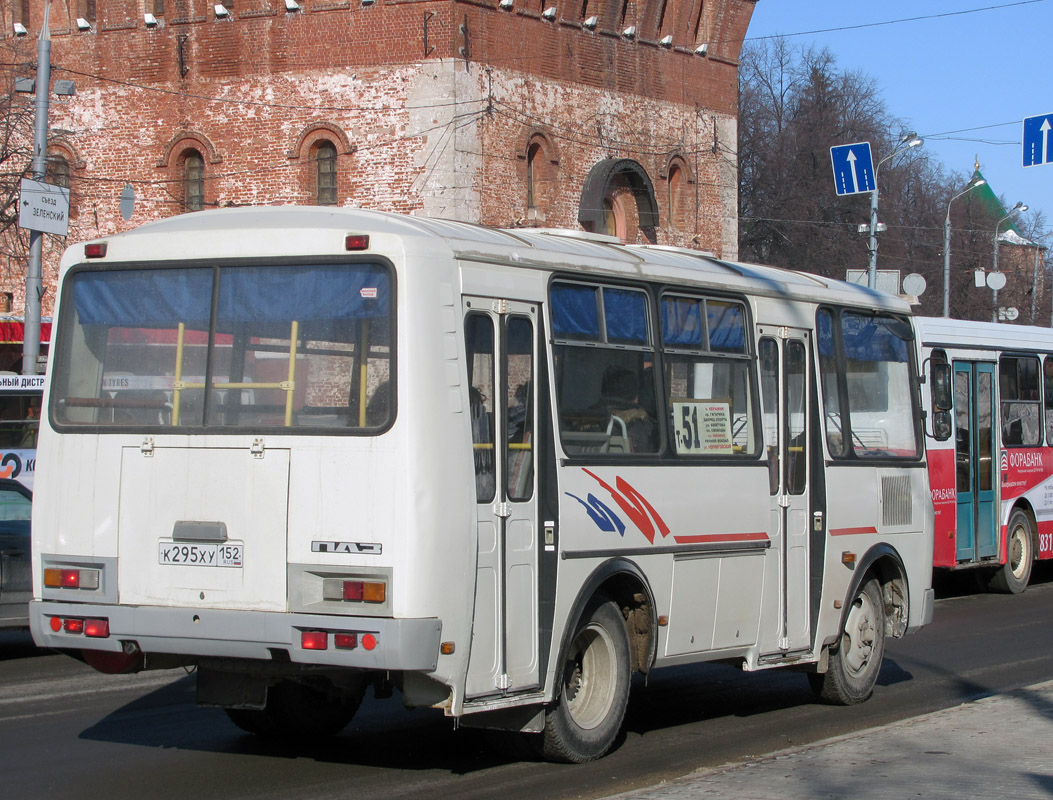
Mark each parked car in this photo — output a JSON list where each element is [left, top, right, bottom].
[[0, 478, 31, 630]]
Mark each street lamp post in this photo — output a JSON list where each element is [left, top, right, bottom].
[[942, 177, 986, 318], [868, 133, 923, 289], [993, 201, 1028, 322]]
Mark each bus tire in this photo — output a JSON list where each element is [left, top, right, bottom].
[[988, 509, 1034, 594], [809, 578, 885, 705], [225, 678, 363, 740], [541, 594, 630, 763]]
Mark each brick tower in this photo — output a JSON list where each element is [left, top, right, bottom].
[[1, 0, 755, 325]]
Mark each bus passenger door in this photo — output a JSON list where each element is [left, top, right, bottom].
[[759, 329, 812, 655], [463, 299, 540, 698], [954, 362, 998, 562]]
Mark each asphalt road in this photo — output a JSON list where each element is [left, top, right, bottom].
[[3, 566, 1053, 800]]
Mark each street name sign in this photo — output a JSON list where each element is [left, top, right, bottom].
[[1023, 112, 1053, 167], [19, 178, 70, 236]]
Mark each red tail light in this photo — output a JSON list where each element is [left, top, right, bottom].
[[84, 619, 110, 638], [301, 630, 328, 650], [334, 633, 357, 650], [63, 618, 84, 634]]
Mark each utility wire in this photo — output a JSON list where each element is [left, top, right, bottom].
[[741, 0, 1046, 44]]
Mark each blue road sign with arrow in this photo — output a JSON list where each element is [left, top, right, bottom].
[[830, 142, 875, 196], [1023, 113, 1053, 167]]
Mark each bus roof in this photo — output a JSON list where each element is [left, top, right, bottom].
[[63, 207, 911, 313], [915, 316, 1053, 353]]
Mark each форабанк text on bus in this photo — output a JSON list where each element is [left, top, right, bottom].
[[29, 208, 934, 763]]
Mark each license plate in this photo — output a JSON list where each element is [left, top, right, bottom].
[[158, 541, 243, 567]]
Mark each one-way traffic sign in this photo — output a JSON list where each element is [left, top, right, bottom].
[[830, 142, 875, 196], [1023, 113, 1053, 167]]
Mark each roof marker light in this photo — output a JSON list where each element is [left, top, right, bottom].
[[345, 234, 369, 251], [84, 242, 107, 258]]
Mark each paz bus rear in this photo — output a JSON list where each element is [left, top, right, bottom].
[[29, 208, 452, 733]]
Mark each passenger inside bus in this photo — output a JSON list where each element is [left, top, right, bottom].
[[599, 364, 658, 453]]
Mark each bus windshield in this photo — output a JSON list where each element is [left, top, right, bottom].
[[50, 262, 393, 432], [818, 309, 920, 459]]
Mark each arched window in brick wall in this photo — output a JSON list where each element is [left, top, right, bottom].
[[579, 158, 658, 244], [664, 154, 692, 232], [160, 131, 220, 211], [287, 123, 353, 206], [315, 140, 338, 205], [47, 155, 69, 189], [183, 149, 205, 212], [46, 142, 83, 219], [524, 133, 558, 225]]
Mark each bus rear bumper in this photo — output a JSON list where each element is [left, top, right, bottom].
[[30, 600, 442, 672]]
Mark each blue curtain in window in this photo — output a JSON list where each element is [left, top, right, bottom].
[[604, 288, 647, 344], [841, 314, 908, 362], [817, 309, 836, 358], [661, 297, 703, 347], [72, 264, 390, 339], [707, 302, 746, 352], [551, 283, 599, 339], [72, 268, 213, 329]]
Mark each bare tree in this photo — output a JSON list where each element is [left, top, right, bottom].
[[0, 37, 36, 295], [737, 37, 1050, 324]]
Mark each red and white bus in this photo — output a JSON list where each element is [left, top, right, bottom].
[[917, 316, 1053, 593]]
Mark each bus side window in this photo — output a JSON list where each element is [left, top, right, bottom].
[[1000, 355, 1040, 447]]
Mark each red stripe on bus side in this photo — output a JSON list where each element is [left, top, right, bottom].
[[830, 526, 878, 536], [672, 532, 770, 544]]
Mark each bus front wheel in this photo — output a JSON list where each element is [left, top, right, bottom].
[[988, 509, 1034, 594], [809, 578, 885, 705], [541, 594, 631, 763]]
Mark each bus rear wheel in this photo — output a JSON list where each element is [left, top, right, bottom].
[[988, 509, 1034, 594], [541, 594, 630, 763], [809, 578, 885, 705], [225, 678, 364, 740]]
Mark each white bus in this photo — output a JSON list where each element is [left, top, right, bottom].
[[30, 208, 933, 762], [917, 316, 1053, 593]]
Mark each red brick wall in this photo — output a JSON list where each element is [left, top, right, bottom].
[[0, 0, 755, 316]]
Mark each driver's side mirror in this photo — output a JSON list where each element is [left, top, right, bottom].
[[931, 362, 952, 412]]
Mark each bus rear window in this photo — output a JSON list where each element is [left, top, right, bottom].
[[51, 262, 394, 433]]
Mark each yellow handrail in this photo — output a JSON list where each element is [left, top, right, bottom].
[[172, 322, 186, 426], [285, 320, 298, 427], [171, 320, 299, 426], [358, 319, 369, 427]]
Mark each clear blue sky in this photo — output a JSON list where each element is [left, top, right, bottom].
[[744, 0, 1052, 237]]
